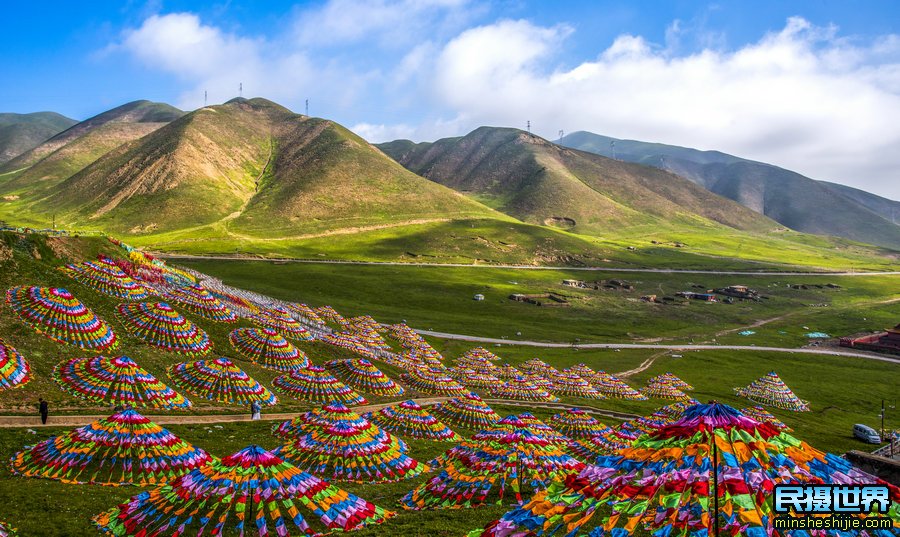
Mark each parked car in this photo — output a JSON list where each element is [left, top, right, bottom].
[[853, 424, 881, 444]]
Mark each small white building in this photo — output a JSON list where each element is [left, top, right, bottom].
[[473, 293, 485, 301]]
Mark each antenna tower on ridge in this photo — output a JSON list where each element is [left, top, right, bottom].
[[526, 120, 531, 133], [239, 83, 243, 98], [305, 99, 309, 116]]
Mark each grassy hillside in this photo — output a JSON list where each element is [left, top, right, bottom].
[[233, 116, 495, 236], [378, 127, 776, 236], [5, 98, 496, 238], [0, 122, 167, 201], [561, 131, 900, 250], [0, 112, 76, 164]]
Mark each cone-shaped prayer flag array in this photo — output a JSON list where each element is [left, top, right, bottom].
[[0, 339, 30, 391], [589, 370, 646, 400], [229, 327, 308, 371], [164, 284, 238, 323], [449, 367, 501, 389], [116, 302, 211, 356], [168, 357, 277, 406], [547, 408, 611, 440], [62, 256, 151, 301], [402, 426, 585, 510], [520, 358, 559, 377], [321, 332, 376, 359], [11, 409, 210, 486], [495, 414, 569, 445], [464, 347, 501, 362], [315, 305, 346, 325], [0, 520, 15, 537], [741, 405, 793, 431], [252, 306, 312, 339], [492, 375, 559, 402], [272, 365, 367, 406], [734, 371, 810, 411], [285, 302, 325, 326], [93, 445, 394, 536], [54, 355, 190, 409], [275, 403, 429, 483], [642, 380, 691, 401], [432, 392, 501, 430], [647, 371, 693, 390], [473, 403, 900, 537], [326, 358, 404, 397], [6, 286, 117, 351], [365, 400, 461, 441], [549, 370, 605, 399], [401, 367, 467, 396]]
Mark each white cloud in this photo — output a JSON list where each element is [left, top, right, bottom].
[[112, 9, 900, 199], [425, 17, 900, 199]]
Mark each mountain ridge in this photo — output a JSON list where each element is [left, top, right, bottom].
[[0, 111, 77, 165], [559, 130, 900, 250], [378, 126, 778, 236]]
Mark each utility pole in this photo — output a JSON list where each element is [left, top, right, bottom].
[[526, 120, 531, 133], [558, 130, 564, 142], [610, 140, 617, 159], [239, 83, 243, 98], [305, 99, 309, 116], [204, 90, 207, 106]]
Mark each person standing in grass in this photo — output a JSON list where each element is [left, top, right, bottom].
[[251, 400, 261, 420], [38, 398, 48, 424]]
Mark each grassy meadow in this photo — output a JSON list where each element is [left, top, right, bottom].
[[178, 258, 900, 345]]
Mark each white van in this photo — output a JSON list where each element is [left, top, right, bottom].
[[853, 424, 881, 444]]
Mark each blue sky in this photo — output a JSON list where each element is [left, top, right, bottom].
[[2, 1, 899, 198]]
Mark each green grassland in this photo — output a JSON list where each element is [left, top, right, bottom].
[[123, 215, 900, 271], [178, 258, 899, 345]]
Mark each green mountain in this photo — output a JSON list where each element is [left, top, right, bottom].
[[0, 100, 184, 173], [378, 126, 776, 235], [0, 112, 76, 164], [559, 131, 900, 250], [25, 98, 494, 235]]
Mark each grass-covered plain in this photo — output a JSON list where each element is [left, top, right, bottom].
[[179, 258, 900, 345]]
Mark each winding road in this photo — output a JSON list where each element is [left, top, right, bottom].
[[414, 329, 900, 364]]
